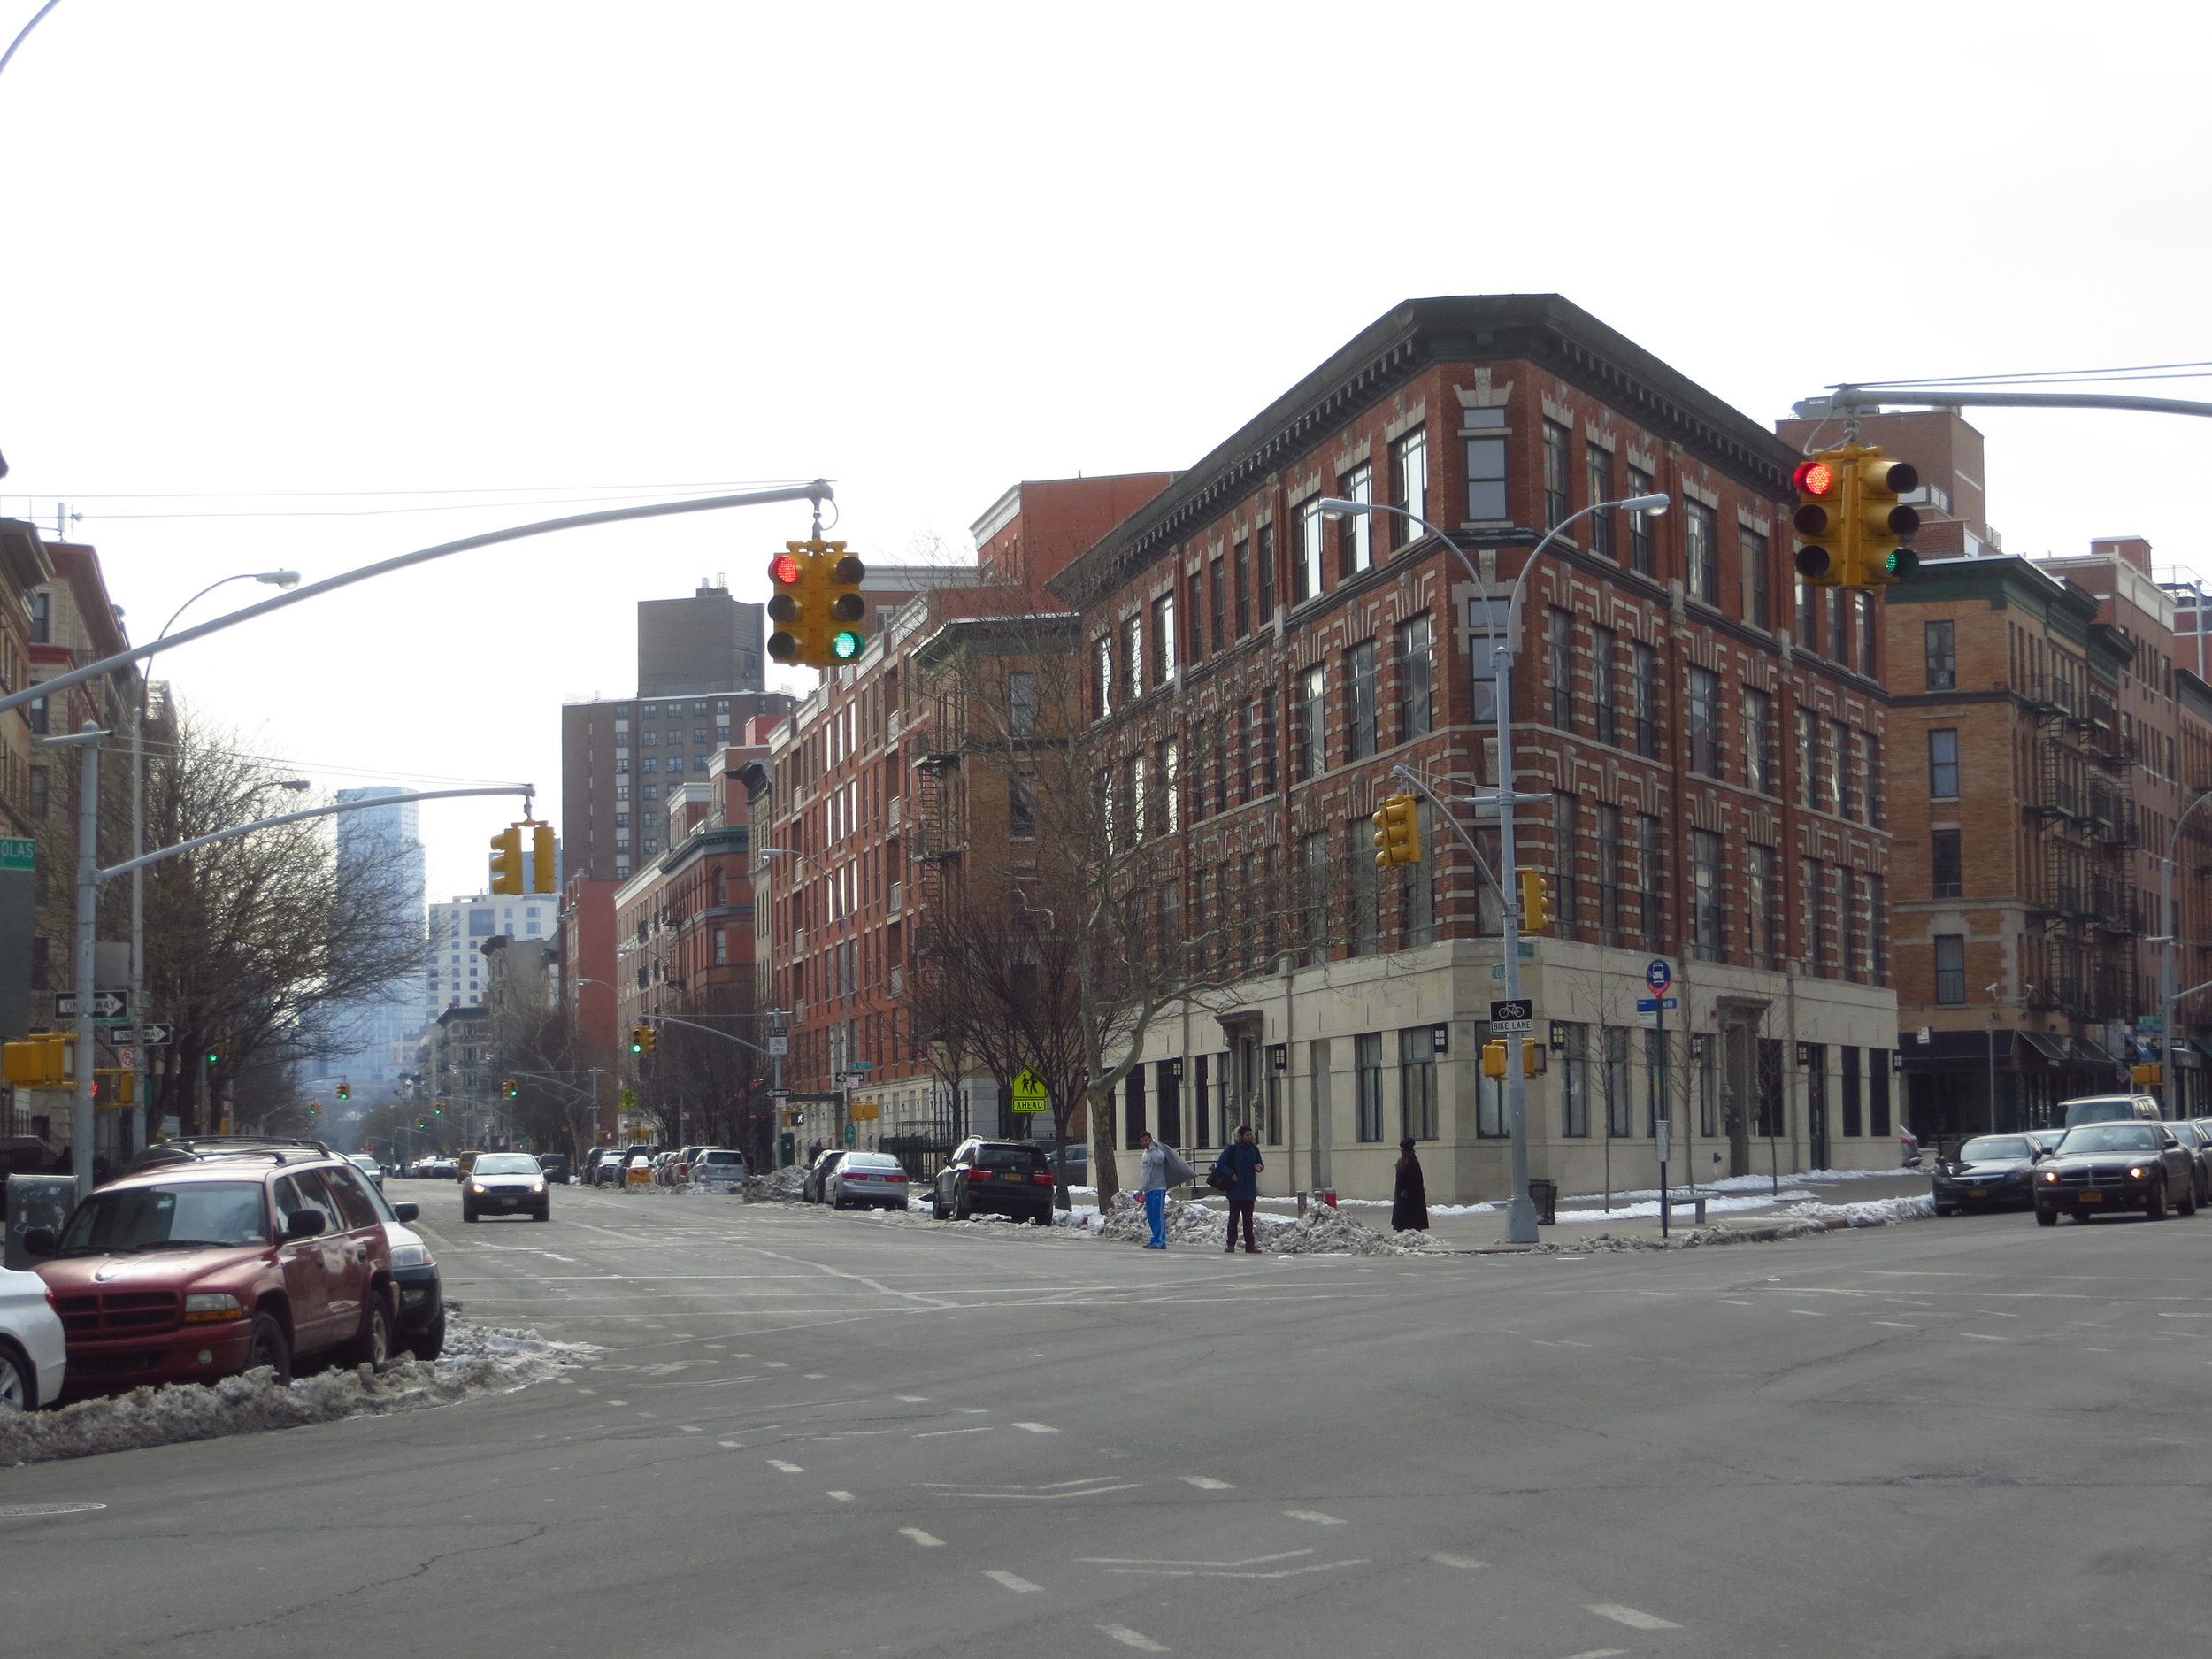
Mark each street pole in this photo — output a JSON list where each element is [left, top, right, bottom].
[[69, 723, 102, 1204], [2158, 791, 2212, 1117]]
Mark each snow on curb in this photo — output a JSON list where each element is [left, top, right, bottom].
[[1079, 1193, 1450, 1256], [0, 1325, 593, 1469], [1777, 1193, 1938, 1227]]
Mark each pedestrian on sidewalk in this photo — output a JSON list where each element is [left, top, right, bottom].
[[1136, 1132, 1172, 1248], [1217, 1125, 1264, 1254], [1393, 1138, 1429, 1233]]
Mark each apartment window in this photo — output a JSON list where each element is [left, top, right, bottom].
[[1934, 933, 1967, 1005], [1295, 501, 1325, 603], [1339, 465, 1373, 574], [1856, 592, 1878, 678], [1870, 1051, 1893, 1138], [1568, 626, 1610, 751], [1691, 830, 1724, 962], [29, 765, 48, 819], [615, 784, 630, 801], [1596, 803, 1624, 944], [1683, 498, 1718, 604], [1125, 613, 1144, 701], [1009, 671, 1036, 736], [1603, 1026, 1633, 1138], [1009, 772, 1036, 841], [29, 591, 51, 643], [1587, 446, 1614, 556], [1804, 859, 1831, 973], [1257, 523, 1276, 621], [1399, 1026, 1438, 1141], [1559, 1023, 1591, 1138], [1185, 568, 1205, 664], [1296, 664, 1326, 780], [1233, 541, 1251, 638], [1799, 580, 1819, 655], [1832, 719, 1855, 819], [1548, 609, 1573, 730], [1798, 708, 1820, 810], [1743, 687, 1774, 794], [1828, 584, 1848, 662], [1687, 666, 1721, 777], [1302, 831, 1330, 966], [1932, 828, 1962, 897], [1152, 595, 1176, 687], [1348, 817, 1380, 955], [1632, 641, 1659, 757], [1355, 1033, 1385, 1142], [1741, 526, 1769, 626], [1094, 636, 1114, 718], [1637, 816, 1663, 950], [712, 926, 728, 965], [1231, 710, 1249, 806], [1131, 753, 1148, 842], [1928, 728, 1961, 798], [1924, 620, 1956, 691], [1748, 843, 1779, 966], [1463, 409, 1508, 522], [1348, 641, 1378, 760], [1401, 802, 1434, 947], [1543, 419, 1571, 528], [1553, 794, 1579, 934], [1256, 697, 1278, 796], [1392, 428, 1427, 548], [1396, 614, 1433, 742], [1627, 467, 1656, 574]]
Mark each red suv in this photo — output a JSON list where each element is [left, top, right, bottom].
[[25, 1138, 401, 1395]]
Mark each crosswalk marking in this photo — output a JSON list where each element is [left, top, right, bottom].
[[1098, 1626, 1169, 1652], [984, 1571, 1042, 1593], [1180, 1476, 1233, 1490], [767, 1459, 803, 1473], [1586, 1604, 1678, 1631]]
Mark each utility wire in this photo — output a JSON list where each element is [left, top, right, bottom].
[[1836, 359, 2212, 389]]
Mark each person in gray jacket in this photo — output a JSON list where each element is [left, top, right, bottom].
[[1136, 1132, 1173, 1248]]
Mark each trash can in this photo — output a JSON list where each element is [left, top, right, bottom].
[[1527, 1179, 1558, 1225]]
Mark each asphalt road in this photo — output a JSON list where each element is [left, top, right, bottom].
[[4, 1178, 2210, 1658]]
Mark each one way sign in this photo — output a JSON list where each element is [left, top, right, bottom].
[[54, 991, 127, 1020]]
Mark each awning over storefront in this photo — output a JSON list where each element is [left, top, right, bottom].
[[1899, 1029, 2019, 1067], [2072, 1037, 2120, 1069], [2017, 1031, 2070, 1065]]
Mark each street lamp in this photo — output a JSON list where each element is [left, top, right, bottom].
[[1317, 491, 1669, 1243]]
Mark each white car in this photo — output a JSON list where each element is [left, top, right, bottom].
[[0, 1261, 67, 1409]]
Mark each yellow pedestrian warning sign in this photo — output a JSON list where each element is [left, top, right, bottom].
[[1011, 1068, 1048, 1112]]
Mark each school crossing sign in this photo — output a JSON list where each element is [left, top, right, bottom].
[[1011, 1069, 1048, 1113]]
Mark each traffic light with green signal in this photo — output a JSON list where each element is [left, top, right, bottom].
[[1854, 448, 1922, 588], [826, 545, 867, 663], [1793, 443, 1921, 591], [767, 540, 869, 668], [1370, 794, 1420, 867], [502, 1078, 518, 1098], [488, 824, 525, 895], [335, 1082, 350, 1102]]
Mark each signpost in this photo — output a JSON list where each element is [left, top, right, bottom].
[[1010, 1068, 1049, 1113], [1647, 959, 1674, 1237]]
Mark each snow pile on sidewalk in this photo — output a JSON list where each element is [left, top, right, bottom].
[[0, 1325, 591, 1469], [1555, 1190, 1814, 1224], [1777, 1192, 1937, 1227], [1081, 1193, 1448, 1256], [748, 1165, 808, 1202]]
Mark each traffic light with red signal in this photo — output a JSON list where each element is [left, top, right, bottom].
[[767, 540, 869, 668], [1793, 443, 1921, 591]]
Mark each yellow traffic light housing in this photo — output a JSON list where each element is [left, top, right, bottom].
[[640, 1025, 657, 1055], [1480, 1040, 1547, 1080], [530, 822, 557, 893], [1794, 444, 1920, 592], [1517, 867, 1552, 933], [1370, 794, 1420, 868], [767, 545, 817, 666], [502, 1078, 519, 1098], [488, 824, 525, 895], [826, 544, 867, 663], [1854, 448, 1922, 588], [1792, 454, 1849, 587], [628, 1025, 657, 1056], [2, 1033, 75, 1086], [335, 1082, 350, 1101]]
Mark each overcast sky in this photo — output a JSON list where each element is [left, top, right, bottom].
[[2, 1, 2202, 902]]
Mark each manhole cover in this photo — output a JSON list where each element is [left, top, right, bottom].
[[0, 1502, 107, 1517]]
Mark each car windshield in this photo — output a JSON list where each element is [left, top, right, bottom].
[[1958, 1137, 2030, 1161], [474, 1155, 539, 1175], [2057, 1125, 2160, 1154], [972, 1146, 1046, 1171], [348, 1155, 377, 1168], [57, 1181, 269, 1256], [701, 1150, 744, 1164], [846, 1153, 903, 1171], [2064, 1098, 2143, 1126]]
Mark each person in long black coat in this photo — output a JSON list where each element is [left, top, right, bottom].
[[1392, 1138, 1429, 1232]]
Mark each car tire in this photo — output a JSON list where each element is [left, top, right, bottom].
[[2180, 1183, 2198, 1218], [409, 1312, 446, 1363], [2147, 1179, 2169, 1221], [0, 1339, 34, 1412], [955, 1192, 972, 1221], [1934, 1204, 1957, 1217], [335, 1294, 392, 1371], [2035, 1206, 2059, 1227], [246, 1312, 293, 1383], [461, 1207, 476, 1223], [534, 1209, 550, 1222], [932, 1197, 950, 1220]]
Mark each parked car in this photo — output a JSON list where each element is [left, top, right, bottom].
[[2058, 1093, 2165, 1129], [462, 1152, 551, 1222], [933, 1140, 1056, 1225], [663, 1145, 707, 1185], [691, 1148, 748, 1189], [802, 1148, 848, 1204], [365, 1190, 442, 1360], [347, 1153, 385, 1190], [2032, 1122, 2199, 1224], [0, 1260, 67, 1409], [826, 1152, 910, 1211], [536, 1154, 572, 1185], [2166, 1120, 2212, 1206], [1931, 1134, 2043, 1214], [25, 1139, 401, 1392], [595, 1153, 627, 1187]]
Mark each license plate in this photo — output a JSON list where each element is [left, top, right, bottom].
[[2078, 1192, 2102, 1202], [1968, 1188, 1989, 1199], [500, 1197, 516, 1207]]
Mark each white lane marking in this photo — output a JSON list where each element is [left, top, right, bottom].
[[1586, 1605, 1679, 1631], [1558, 1651, 1629, 1659], [1180, 1476, 1233, 1490], [984, 1571, 1043, 1593], [718, 1440, 741, 1448], [1013, 1421, 1059, 1433], [896, 1394, 929, 1402], [1430, 1554, 1486, 1569], [900, 1527, 947, 1547], [804, 1373, 826, 1379], [677, 1425, 702, 1434], [1081, 1549, 1367, 1580], [1081, 1552, 1315, 1569], [916, 1425, 994, 1438], [764, 1362, 789, 1368], [767, 1459, 804, 1473], [1961, 1333, 2008, 1341], [827, 1491, 854, 1502], [605, 1399, 628, 1406], [1871, 1321, 1920, 1329], [1098, 1626, 1169, 1652], [1788, 1310, 1825, 1317], [1285, 1509, 1345, 1525]]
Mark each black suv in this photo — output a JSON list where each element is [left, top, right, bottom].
[[2032, 1122, 2199, 1224], [933, 1140, 1055, 1225]]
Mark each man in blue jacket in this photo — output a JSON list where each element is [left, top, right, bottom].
[[1217, 1125, 1264, 1254]]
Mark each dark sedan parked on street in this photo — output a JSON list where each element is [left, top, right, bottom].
[[1932, 1135, 2044, 1214], [2032, 1123, 2199, 1225], [933, 1140, 1056, 1225]]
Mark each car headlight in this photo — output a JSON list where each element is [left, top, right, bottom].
[[388, 1244, 435, 1269], [2043, 1171, 2058, 1182], [531, 1181, 545, 1193], [182, 1292, 245, 1324], [470, 1182, 487, 1193], [2128, 1166, 2146, 1179]]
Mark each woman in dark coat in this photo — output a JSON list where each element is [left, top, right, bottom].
[[1392, 1137, 1429, 1232]]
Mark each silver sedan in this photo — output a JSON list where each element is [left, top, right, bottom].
[[825, 1152, 911, 1211]]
